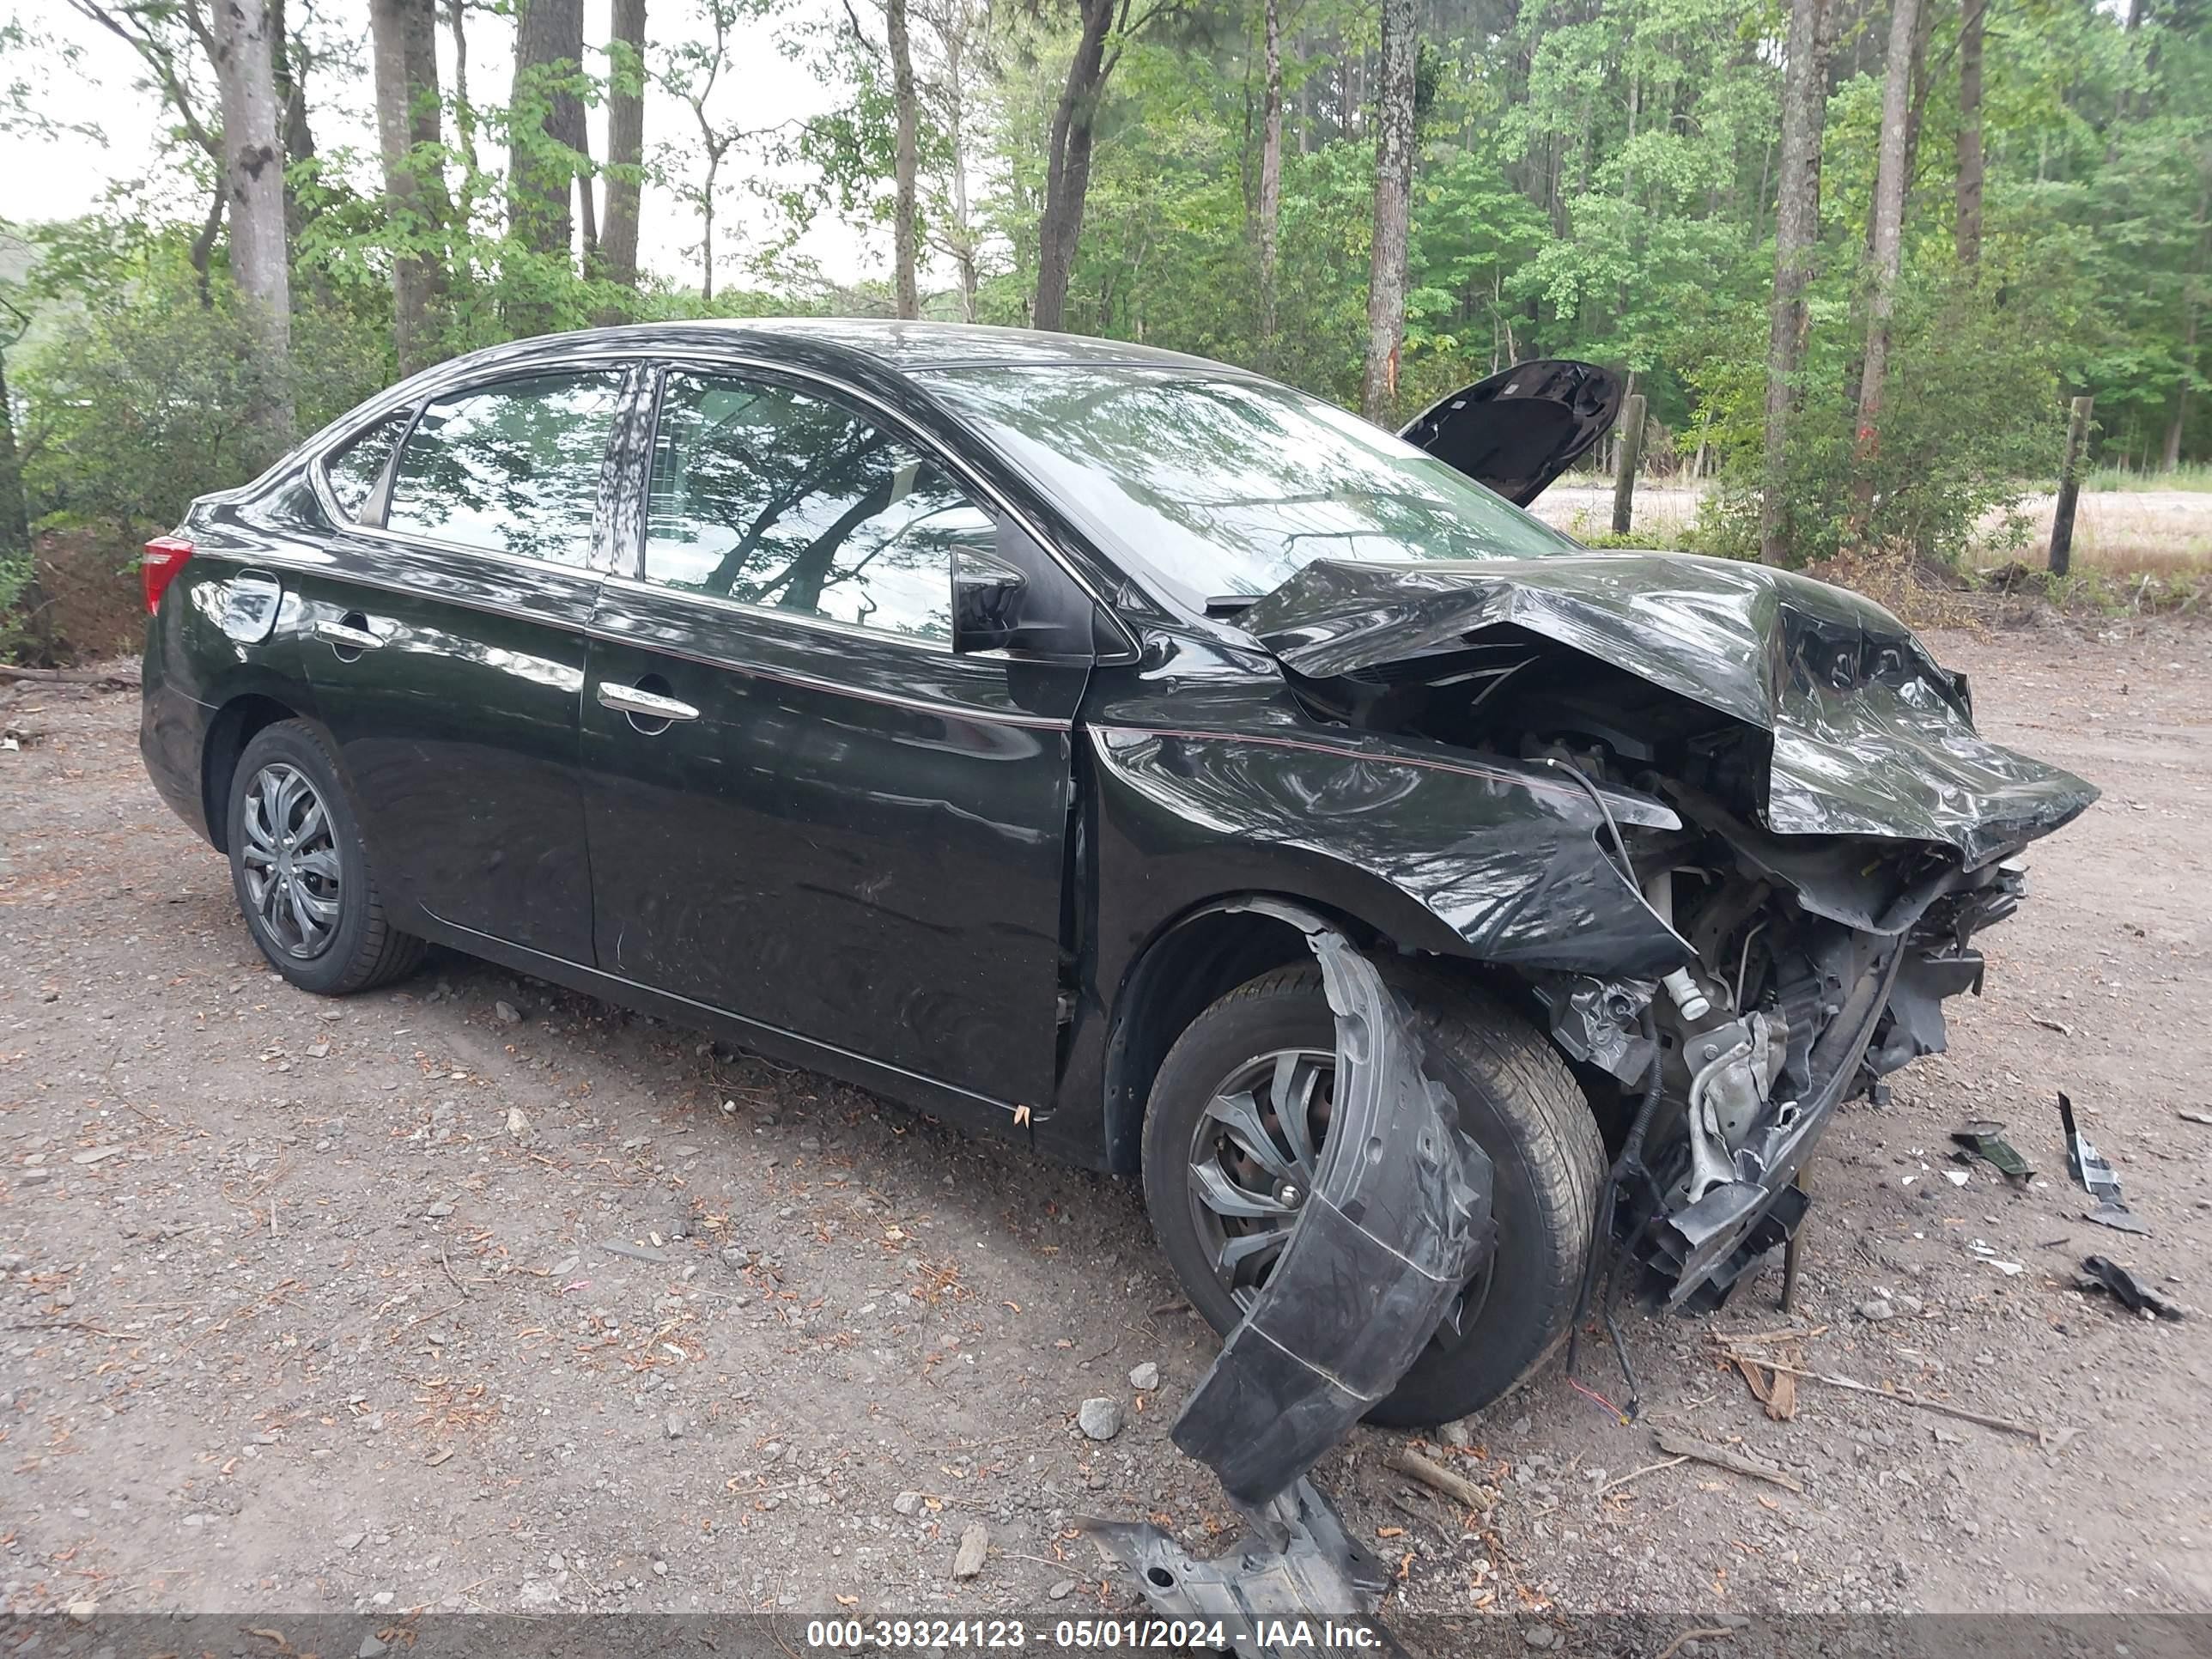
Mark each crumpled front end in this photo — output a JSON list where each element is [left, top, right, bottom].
[[1237, 553, 2096, 1307]]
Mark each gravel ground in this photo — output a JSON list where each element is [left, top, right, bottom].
[[2, 617, 2209, 1627]]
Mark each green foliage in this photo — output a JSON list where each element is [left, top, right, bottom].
[[14, 239, 388, 538]]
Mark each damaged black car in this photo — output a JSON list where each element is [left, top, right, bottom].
[[140, 321, 2096, 1442]]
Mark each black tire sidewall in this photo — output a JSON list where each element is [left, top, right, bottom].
[[1142, 967, 1593, 1428], [226, 723, 377, 995]]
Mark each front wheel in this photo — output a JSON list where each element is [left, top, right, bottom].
[[224, 720, 425, 995], [1141, 963, 1605, 1428]]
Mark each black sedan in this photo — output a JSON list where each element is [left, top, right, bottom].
[[140, 321, 2094, 1431]]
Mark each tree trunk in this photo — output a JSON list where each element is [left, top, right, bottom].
[[448, 0, 483, 228], [888, 0, 920, 319], [1033, 0, 1116, 332], [1358, 0, 1417, 422], [211, 0, 294, 450], [508, 0, 585, 264], [599, 0, 647, 296], [1758, 0, 1830, 565], [1957, 0, 1984, 267], [370, 0, 448, 373], [268, 0, 318, 258], [1850, 0, 1922, 532], [1255, 0, 1283, 372]]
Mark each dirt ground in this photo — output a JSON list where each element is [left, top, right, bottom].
[[3, 615, 2209, 1632]]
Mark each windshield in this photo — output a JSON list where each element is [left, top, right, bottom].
[[919, 365, 1586, 607]]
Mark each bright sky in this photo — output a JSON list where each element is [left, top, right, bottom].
[[0, 0, 881, 289]]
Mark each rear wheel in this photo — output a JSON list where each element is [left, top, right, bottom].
[[1141, 963, 1604, 1427], [225, 721, 425, 995]]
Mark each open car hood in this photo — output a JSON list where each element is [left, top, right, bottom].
[[1396, 360, 1625, 506], [1240, 553, 2099, 867]]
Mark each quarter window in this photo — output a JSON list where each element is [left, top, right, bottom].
[[386, 371, 623, 565], [644, 372, 990, 644], [323, 411, 409, 521]]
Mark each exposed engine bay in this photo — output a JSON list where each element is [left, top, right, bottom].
[[1242, 555, 2097, 1310]]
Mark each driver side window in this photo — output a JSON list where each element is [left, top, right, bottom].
[[644, 371, 993, 645]]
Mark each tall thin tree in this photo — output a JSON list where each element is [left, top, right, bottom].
[[508, 0, 586, 266], [370, 0, 449, 371], [888, 0, 921, 318], [1956, 0, 1985, 268], [210, 0, 294, 446], [1758, 0, 1830, 564], [1255, 0, 1284, 372], [599, 0, 648, 297], [1034, 0, 1118, 331], [1850, 0, 1923, 528], [1358, 0, 1416, 421]]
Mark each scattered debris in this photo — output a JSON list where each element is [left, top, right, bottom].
[[1721, 1352, 2061, 1446], [1951, 1121, 2033, 1185], [1080, 1477, 1391, 1656], [2177, 1109, 2212, 1127], [2057, 1091, 2148, 1235], [2029, 1015, 2074, 1036], [597, 1239, 672, 1265], [2077, 1255, 2184, 1322], [1128, 1361, 1160, 1392], [1856, 1293, 1922, 1322], [1650, 1428, 1802, 1493], [1734, 1348, 1800, 1421], [1385, 1445, 1498, 1513], [951, 1522, 988, 1578]]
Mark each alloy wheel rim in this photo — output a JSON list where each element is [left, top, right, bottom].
[[240, 763, 342, 959], [1185, 1046, 1492, 1351]]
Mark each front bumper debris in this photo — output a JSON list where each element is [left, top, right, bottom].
[[1085, 928, 1492, 1654]]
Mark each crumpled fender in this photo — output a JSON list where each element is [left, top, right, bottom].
[[1087, 725, 1692, 977]]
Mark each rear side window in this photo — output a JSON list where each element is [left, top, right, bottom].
[[644, 371, 989, 643], [386, 371, 624, 565], [323, 411, 409, 521]]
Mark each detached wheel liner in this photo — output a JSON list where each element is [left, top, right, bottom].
[[1143, 954, 1604, 1432]]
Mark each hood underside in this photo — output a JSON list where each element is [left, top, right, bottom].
[[1397, 360, 1625, 506], [1240, 554, 2099, 867]]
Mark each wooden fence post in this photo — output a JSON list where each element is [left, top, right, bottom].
[[1611, 392, 1646, 538], [2049, 394, 2093, 576]]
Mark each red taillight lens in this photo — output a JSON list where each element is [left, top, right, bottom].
[[143, 536, 195, 613]]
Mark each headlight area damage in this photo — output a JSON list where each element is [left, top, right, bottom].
[[1086, 557, 2094, 1651], [1239, 554, 2097, 1312]]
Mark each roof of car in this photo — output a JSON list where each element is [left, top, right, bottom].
[[517, 317, 1237, 376]]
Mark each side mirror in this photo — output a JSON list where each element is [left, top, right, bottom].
[[951, 544, 1029, 653]]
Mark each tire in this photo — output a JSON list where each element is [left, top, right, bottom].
[[1141, 963, 1605, 1428], [224, 720, 426, 995]]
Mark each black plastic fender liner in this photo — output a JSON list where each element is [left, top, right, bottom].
[[1169, 928, 1498, 1512]]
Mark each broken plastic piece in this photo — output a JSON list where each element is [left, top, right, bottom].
[[2057, 1092, 2148, 1235], [1169, 930, 1495, 1513], [1950, 1121, 2033, 1186], [2078, 1255, 2183, 1322], [1079, 1476, 1406, 1658]]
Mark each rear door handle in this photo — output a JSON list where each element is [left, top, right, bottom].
[[314, 618, 382, 652], [597, 682, 701, 723]]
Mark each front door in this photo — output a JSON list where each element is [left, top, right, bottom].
[[581, 366, 1088, 1109], [296, 368, 629, 964]]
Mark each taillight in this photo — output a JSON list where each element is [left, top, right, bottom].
[[143, 536, 195, 613]]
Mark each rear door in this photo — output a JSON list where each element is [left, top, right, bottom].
[[581, 364, 1090, 1109], [294, 366, 632, 964]]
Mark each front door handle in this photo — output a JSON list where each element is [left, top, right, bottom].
[[314, 617, 382, 653], [597, 682, 701, 723]]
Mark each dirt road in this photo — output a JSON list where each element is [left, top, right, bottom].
[[3, 618, 2209, 1626]]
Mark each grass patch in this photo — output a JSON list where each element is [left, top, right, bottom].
[[2080, 462, 2212, 493]]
